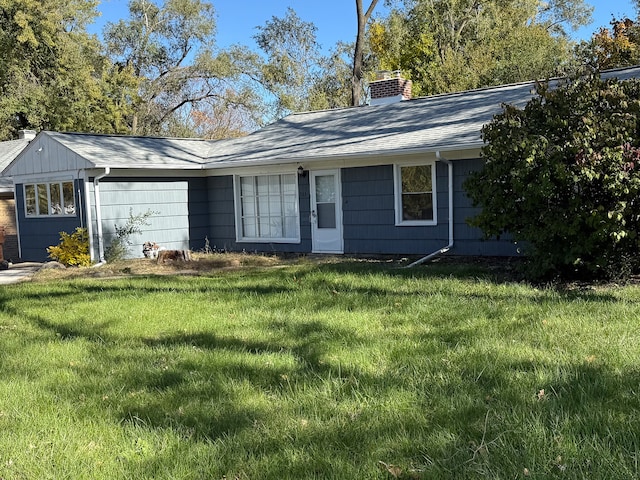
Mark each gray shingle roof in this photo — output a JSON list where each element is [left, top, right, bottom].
[[0, 139, 29, 191], [202, 66, 640, 167], [203, 82, 533, 167], [45, 131, 212, 169]]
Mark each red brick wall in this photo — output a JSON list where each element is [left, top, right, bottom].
[[0, 197, 19, 261], [370, 78, 412, 100]]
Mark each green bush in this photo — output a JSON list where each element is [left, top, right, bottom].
[[464, 73, 640, 281], [47, 227, 91, 267]]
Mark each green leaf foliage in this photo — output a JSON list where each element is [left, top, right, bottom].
[[465, 73, 640, 281], [367, 0, 592, 95], [254, 7, 354, 117], [0, 0, 138, 140], [47, 227, 91, 267]]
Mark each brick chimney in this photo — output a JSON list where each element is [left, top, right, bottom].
[[18, 130, 37, 141], [369, 70, 412, 106]]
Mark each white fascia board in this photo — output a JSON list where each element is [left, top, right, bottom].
[[9, 170, 86, 184], [203, 142, 484, 176], [83, 167, 208, 178]]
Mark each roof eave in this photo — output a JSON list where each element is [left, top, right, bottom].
[[204, 142, 485, 169], [87, 163, 207, 170]]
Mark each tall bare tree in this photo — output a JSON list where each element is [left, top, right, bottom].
[[352, 0, 380, 106]]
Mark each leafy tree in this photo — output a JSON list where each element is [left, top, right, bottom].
[[368, 8, 436, 96], [576, 17, 640, 70], [254, 7, 325, 115], [464, 74, 640, 281], [308, 42, 355, 110], [253, 8, 355, 117], [180, 94, 256, 139], [104, 0, 259, 136], [368, 0, 592, 95], [0, 0, 137, 140]]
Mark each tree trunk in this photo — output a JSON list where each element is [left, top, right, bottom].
[[352, 0, 379, 106]]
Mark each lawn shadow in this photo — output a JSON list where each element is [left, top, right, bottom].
[[3, 260, 640, 477], [302, 259, 626, 304]]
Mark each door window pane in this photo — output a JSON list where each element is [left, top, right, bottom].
[[317, 203, 336, 229], [315, 175, 335, 203]]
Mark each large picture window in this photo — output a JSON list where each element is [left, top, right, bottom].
[[235, 174, 299, 242], [24, 181, 76, 217], [394, 163, 437, 225]]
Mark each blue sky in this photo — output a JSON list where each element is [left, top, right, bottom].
[[90, 0, 638, 52]]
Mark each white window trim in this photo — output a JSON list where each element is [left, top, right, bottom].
[[233, 173, 301, 243], [394, 161, 438, 226], [24, 180, 77, 218]]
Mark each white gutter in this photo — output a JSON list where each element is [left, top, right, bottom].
[[13, 186, 21, 260], [203, 142, 484, 170], [407, 151, 454, 268], [93, 167, 110, 264]]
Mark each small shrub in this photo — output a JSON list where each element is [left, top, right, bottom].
[[105, 209, 157, 261], [47, 227, 91, 267]]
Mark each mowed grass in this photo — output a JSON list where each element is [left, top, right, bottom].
[[2, 259, 640, 479]]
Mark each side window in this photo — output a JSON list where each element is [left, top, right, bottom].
[[25, 184, 36, 216], [24, 181, 76, 217], [394, 163, 437, 225]]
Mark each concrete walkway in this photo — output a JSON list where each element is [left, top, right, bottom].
[[0, 263, 42, 285]]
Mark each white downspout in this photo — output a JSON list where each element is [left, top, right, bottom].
[[13, 186, 22, 261], [407, 151, 454, 268], [83, 173, 95, 262], [93, 167, 110, 265]]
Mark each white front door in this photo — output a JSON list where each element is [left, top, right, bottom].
[[310, 170, 343, 253]]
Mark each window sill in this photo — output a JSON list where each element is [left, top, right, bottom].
[[395, 220, 437, 227], [236, 238, 301, 244]]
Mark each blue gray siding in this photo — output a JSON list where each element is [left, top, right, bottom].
[[205, 161, 516, 257], [452, 158, 518, 256], [17, 160, 518, 263], [15, 180, 84, 262], [342, 160, 517, 256], [206, 175, 312, 253], [88, 178, 208, 259], [342, 164, 448, 254]]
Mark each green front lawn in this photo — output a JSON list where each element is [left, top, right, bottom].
[[1, 259, 640, 479]]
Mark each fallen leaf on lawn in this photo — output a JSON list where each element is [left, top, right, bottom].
[[378, 460, 403, 478]]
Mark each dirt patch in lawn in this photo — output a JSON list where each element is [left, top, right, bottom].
[[29, 253, 554, 285], [32, 252, 288, 282]]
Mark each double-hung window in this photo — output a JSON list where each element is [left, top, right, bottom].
[[24, 181, 76, 217], [235, 173, 299, 242], [394, 163, 437, 225]]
